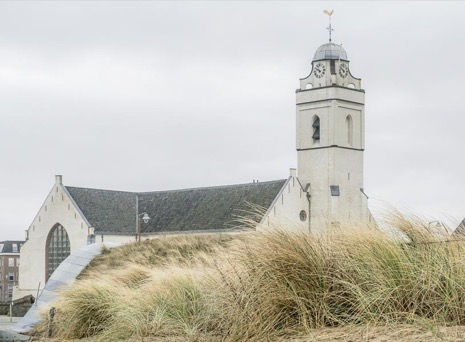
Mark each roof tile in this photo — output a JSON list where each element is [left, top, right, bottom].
[[65, 180, 286, 235]]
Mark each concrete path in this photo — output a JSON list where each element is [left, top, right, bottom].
[[11, 242, 119, 334], [0, 316, 20, 331], [0, 316, 30, 341]]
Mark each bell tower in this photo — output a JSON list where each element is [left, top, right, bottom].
[[295, 19, 371, 230]]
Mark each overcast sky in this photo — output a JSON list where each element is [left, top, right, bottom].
[[1, 1, 464, 241]]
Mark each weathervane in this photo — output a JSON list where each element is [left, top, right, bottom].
[[324, 10, 334, 42]]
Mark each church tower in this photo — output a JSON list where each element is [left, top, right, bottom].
[[295, 25, 371, 230]]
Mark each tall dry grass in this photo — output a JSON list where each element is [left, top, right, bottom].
[[37, 213, 465, 341]]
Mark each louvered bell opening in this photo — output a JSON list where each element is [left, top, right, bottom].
[[312, 130, 320, 140], [312, 118, 320, 140]]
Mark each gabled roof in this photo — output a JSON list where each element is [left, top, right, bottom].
[[65, 179, 287, 235], [65, 187, 137, 234], [0, 240, 25, 254]]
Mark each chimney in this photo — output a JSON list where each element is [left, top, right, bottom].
[[55, 175, 63, 184], [289, 168, 297, 177]]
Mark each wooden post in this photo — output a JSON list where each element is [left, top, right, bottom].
[[47, 307, 56, 337]]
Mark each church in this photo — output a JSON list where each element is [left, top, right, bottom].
[[15, 38, 374, 299]]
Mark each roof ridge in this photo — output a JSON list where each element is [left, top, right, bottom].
[[137, 179, 287, 195], [65, 186, 136, 195], [65, 179, 287, 195]]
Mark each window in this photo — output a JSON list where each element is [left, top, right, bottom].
[[12, 244, 18, 253], [46, 224, 71, 281], [330, 60, 336, 75], [330, 185, 340, 196], [8, 258, 14, 267], [312, 116, 320, 142], [346, 115, 353, 146], [8, 272, 14, 281]]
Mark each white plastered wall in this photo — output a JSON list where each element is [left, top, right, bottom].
[[15, 177, 90, 299], [299, 59, 361, 90], [257, 173, 310, 233], [92, 234, 137, 244], [295, 63, 372, 231]]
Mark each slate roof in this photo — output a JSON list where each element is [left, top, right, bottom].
[[0, 241, 25, 254], [65, 187, 137, 234], [65, 179, 287, 235]]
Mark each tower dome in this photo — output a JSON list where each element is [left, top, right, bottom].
[[313, 43, 347, 61]]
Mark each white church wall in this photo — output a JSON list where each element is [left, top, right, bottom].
[[296, 97, 364, 151], [299, 59, 361, 90], [334, 107, 363, 149], [296, 105, 330, 148], [15, 176, 89, 299], [297, 146, 368, 230], [94, 234, 137, 244], [296, 83, 365, 106], [295, 47, 372, 231], [258, 174, 310, 233]]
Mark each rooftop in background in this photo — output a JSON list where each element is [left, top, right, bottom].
[[0, 241, 25, 254], [313, 42, 348, 61]]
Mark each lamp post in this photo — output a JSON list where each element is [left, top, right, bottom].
[[138, 213, 150, 243]]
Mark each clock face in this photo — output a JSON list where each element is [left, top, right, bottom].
[[339, 63, 349, 78], [314, 62, 326, 78]]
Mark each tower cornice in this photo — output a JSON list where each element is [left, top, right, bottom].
[[296, 84, 365, 94], [297, 145, 365, 152]]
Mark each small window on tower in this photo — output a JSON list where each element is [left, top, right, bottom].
[[312, 116, 320, 142], [346, 115, 353, 146], [330, 60, 336, 75], [330, 185, 340, 196]]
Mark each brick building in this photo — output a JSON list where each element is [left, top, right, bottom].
[[0, 241, 24, 302]]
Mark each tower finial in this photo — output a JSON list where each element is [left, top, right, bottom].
[[324, 10, 334, 42]]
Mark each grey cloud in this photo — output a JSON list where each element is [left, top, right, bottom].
[[1, 1, 464, 239]]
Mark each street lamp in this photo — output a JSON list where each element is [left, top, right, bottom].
[[138, 212, 151, 243]]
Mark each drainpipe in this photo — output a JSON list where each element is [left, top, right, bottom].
[[304, 183, 311, 233]]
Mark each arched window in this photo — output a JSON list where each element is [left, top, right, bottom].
[[312, 116, 320, 142], [46, 224, 70, 281], [346, 115, 353, 146]]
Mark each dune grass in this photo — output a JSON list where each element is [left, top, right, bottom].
[[36, 214, 465, 341]]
